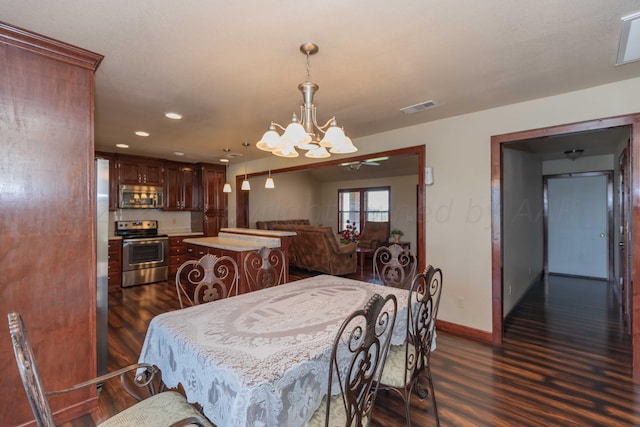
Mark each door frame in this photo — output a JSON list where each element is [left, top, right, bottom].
[[543, 171, 613, 280], [491, 113, 640, 382]]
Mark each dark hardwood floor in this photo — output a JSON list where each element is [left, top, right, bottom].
[[60, 266, 640, 426]]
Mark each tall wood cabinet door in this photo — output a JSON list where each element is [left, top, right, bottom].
[[181, 165, 197, 210], [202, 166, 226, 212], [164, 162, 181, 210]]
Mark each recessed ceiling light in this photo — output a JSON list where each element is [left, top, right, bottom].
[[135, 131, 150, 137], [165, 112, 183, 120], [116, 144, 129, 148], [174, 151, 184, 156], [220, 158, 230, 163]]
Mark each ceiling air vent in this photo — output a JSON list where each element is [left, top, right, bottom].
[[400, 100, 439, 115]]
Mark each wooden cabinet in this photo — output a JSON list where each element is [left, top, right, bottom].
[[108, 240, 122, 289], [95, 152, 119, 211], [165, 162, 198, 211], [118, 156, 164, 186], [199, 164, 228, 236], [0, 23, 103, 425], [169, 235, 195, 277], [182, 242, 254, 295]]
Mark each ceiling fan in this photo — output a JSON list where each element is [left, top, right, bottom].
[[339, 156, 389, 171]]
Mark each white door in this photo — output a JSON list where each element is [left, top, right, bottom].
[[547, 175, 608, 279]]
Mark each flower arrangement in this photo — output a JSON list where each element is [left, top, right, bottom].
[[341, 220, 360, 244]]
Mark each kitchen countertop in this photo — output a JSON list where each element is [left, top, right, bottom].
[[165, 231, 204, 237], [183, 235, 280, 251]]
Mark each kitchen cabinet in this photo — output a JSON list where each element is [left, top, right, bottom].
[[199, 163, 228, 236], [118, 156, 164, 186], [108, 239, 122, 289], [169, 235, 195, 277], [165, 162, 198, 211], [0, 23, 103, 425]]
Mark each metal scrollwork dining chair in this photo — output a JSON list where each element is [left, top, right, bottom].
[[7, 312, 213, 427], [307, 293, 398, 427], [372, 244, 417, 289], [377, 266, 443, 426], [243, 246, 286, 292], [175, 254, 239, 308]]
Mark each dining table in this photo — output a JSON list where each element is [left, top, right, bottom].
[[138, 274, 410, 427]]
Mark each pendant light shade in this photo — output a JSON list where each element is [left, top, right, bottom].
[[265, 169, 275, 189], [241, 141, 251, 191], [222, 160, 232, 193]]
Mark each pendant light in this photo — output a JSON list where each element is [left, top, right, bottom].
[[223, 166, 232, 193], [265, 169, 275, 189], [241, 142, 251, 191], [221, 148, 232, 193]]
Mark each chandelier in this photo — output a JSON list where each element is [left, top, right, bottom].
[[256, 42, 357, 159]]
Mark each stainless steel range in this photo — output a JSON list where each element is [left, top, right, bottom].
[[115, 220, 168, 287]]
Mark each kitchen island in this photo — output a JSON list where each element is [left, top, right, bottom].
[[183, 229, 296, 294]]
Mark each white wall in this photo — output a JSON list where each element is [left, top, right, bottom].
[[502, 149, 543, 316], [229, 76, 640, 333], [244, 171, 321, 227]]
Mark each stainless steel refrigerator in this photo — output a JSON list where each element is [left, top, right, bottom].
[[95, 158, 109, 375]]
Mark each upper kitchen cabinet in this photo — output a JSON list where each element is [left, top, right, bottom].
[[165, 161, 198, 211], [118, 155, 164, 186], [0, 22, 103, 425]]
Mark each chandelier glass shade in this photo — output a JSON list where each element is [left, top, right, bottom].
[[257, 43, 357, 159]]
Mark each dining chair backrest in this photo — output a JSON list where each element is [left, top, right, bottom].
[[376, 271, 440, 426], [243, 246, 286, 292], [175, 254, 239, 308], [424, 265, 443, 321], [8, 312, 55, 426], [8, 312, 212, 427], [372, 244, 417, 289], [316, 292, 397, 427]]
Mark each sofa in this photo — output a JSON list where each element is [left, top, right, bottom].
[[271, 223, 357, 276], [256, 219, 310, 230]]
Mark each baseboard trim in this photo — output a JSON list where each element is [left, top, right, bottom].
[[436, 319, 493, 344]]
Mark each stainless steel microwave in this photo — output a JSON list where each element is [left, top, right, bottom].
[[118, 185, 164, 209]]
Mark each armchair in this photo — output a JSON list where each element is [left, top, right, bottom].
[[358, 221, 390, 250]]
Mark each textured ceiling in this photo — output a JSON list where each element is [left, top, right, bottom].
[[3, 1, 640, 166]]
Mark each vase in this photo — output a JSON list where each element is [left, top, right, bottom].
[[392, 234, 401, 243]]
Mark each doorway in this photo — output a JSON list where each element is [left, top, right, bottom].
[[491, 113, 640, 382]]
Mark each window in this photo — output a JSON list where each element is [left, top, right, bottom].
[[338, 187, 390, 232]]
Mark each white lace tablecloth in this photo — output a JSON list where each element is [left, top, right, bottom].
[[138, 275, 409, 427]]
